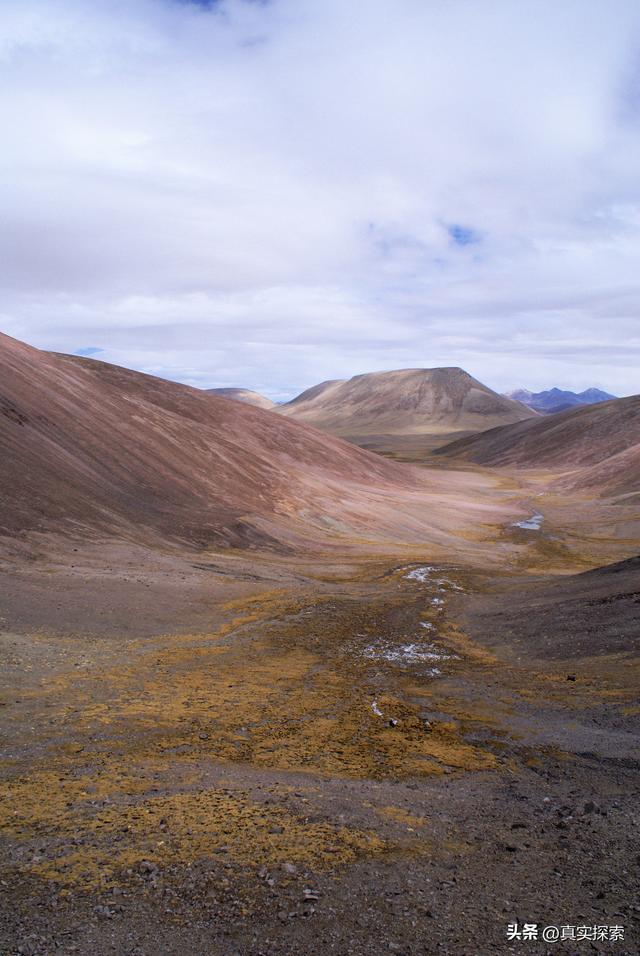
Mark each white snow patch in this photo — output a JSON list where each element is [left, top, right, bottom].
[[404, 565, 437, 582], [363, 641, 453, 666], [404, 566, 464, 591], [436, 578, 464, 591]]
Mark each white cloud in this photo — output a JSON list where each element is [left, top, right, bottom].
[[1, 0, 640, 397]]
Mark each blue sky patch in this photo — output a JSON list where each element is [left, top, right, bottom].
[[75, 347, 104, 357], [174, 0, 221, 8], [448, 224, 481, 247], [174, 0, 268, 7]]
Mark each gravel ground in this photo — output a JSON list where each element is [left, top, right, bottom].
[[1, 556, 638, 956]]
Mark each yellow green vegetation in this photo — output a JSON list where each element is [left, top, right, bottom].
[[43, 634, 498, 779], [429, 620, 499, 667], [513, 656, 640, 709], [0, 583, 503, 890], [0, 770, 385, 889], [378, 806, 427, 829], [32, 584, 501, 780]]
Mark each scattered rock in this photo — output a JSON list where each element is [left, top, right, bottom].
[[17, 943, 39, 956], [93, 904, 114, 919]]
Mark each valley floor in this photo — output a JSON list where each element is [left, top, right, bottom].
[[0, 547, 638, 956]]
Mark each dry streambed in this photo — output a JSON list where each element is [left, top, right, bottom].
[[0, 564, 513, 893], [1, 557, 636, 953]]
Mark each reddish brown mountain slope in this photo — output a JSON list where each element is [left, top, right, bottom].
[[0, 333, 455, 553], [436, 395, 640, 497]]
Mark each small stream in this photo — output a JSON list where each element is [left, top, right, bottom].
[[363, 639, 453, 667], [358, 563, 464, 678], [512, 511, 544, 531]]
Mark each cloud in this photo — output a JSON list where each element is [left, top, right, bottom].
[[1, 0, 640, 397]]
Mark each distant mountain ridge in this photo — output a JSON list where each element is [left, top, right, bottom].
[[206, 387, 275, 411], [505, 386, 616, 414], [278, 368, 537, 450]]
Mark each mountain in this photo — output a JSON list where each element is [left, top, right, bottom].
[[278, 368, 536, 453], [0, 332, 482, 557], [505, 386, 616, 414], [206, 387, 276, 411], [436, 395, 640, 497]]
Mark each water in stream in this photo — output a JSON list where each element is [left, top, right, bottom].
[[512, 511, 544, 531]]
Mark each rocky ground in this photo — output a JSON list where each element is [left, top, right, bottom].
[[0, 550, 638, 956]]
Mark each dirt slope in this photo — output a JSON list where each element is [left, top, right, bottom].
[[552, 442, 640, 497], [205, 387, 276, 411], [435, 394, 640, 497], [0, 332, 440, 553], [278, 368, 536, 443], [461, 555, 640, 660]]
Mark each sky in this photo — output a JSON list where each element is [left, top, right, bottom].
[[1, 0, 640, 400]]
